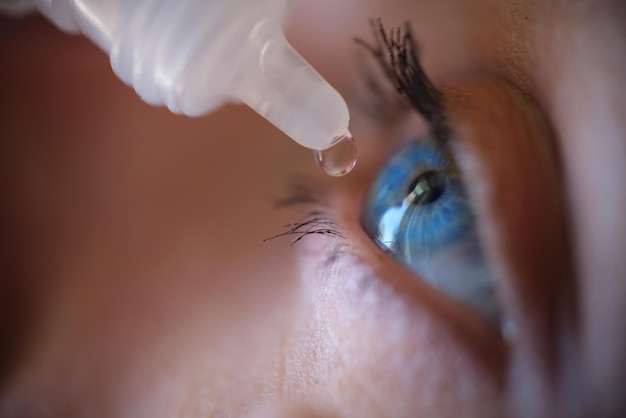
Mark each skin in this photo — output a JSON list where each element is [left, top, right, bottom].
[[1, 0, 625, 417]]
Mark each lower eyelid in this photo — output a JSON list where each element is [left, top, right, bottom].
[[291, 210, 508, 412], [274, 177, 488, 325], [301, 184, 503, 341]]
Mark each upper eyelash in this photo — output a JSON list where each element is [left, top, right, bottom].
[[354, 19, 450, 143]]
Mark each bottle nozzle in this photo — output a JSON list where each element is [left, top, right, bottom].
[[236, 22, 352, 152]]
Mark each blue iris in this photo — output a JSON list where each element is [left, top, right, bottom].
[[362, 139, 498, 320]]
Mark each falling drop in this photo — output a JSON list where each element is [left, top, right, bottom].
[[314, 134, 357, 177]]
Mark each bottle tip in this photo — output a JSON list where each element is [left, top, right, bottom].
[[314, 133, 357, 177]]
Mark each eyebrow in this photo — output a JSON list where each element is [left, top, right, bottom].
[[354, 19, 451, 144]]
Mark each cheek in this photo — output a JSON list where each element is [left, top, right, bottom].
[[286, 192, 506, 416]]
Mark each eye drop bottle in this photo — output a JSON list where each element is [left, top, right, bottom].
[[1, 0, 353, 154]]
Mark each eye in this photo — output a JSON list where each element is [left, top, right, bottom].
[[355, 20, 500, 323], [361, 138, 499, 321]]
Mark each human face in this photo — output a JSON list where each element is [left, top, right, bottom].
[[1, 0, 625, 417]]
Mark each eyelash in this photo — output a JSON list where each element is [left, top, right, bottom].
[[263, 210, 344, 246], [267, 19, 448, 246], [265, 176, 344, 245], [354, 19, 450, 143]]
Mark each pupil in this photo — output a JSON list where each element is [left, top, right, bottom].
[[407, 170, 445, 205]]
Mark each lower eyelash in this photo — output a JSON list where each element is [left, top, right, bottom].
[[266, 174, 345, 245], [263, 210, 344, 246]]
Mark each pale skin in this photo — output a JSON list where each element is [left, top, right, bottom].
[[1, 0, 625, 417]]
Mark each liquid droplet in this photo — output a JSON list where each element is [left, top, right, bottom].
[[314, 134, 357, 177]]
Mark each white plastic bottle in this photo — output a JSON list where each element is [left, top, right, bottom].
[[1, 0, 353, 157]]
